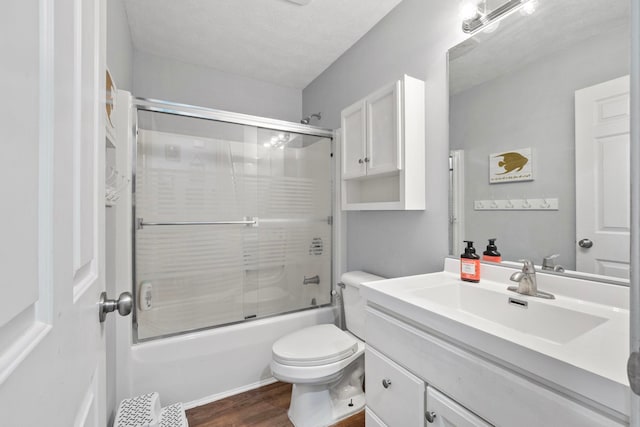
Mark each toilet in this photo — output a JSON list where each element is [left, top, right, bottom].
[[271, 271, 384, 427]]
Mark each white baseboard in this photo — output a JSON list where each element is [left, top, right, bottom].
[[182, 377, 280, 410]]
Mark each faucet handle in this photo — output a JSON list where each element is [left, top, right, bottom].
[[517, 259, 536, 273], [542, 254, 560, 269]]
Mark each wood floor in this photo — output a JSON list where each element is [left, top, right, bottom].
[[186, 382, 365, 427]]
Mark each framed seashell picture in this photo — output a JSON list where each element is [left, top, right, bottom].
[[489, 147, 533, 183]]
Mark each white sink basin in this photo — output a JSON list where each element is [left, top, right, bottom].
[[359, 259, 630, 417], [410, 284, 607, 344]]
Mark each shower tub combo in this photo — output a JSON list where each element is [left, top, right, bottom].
[[114, 95, 339, 406]]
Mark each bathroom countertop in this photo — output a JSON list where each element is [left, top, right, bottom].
[[359, 258, 630, 418]]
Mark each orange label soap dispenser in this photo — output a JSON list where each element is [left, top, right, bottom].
[[482, 238, 502, 263], [460, 240, 480, 283]]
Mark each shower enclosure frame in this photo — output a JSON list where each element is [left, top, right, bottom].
[[129, 97, 338, 343]]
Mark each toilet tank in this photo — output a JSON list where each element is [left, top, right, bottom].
[[341, 271, 385, 340]]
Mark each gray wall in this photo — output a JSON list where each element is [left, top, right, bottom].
[[107, 0, 133, 90], [133, 50, 303, 122], [450, 28, 629, 269], [302, 0, 465, 278]]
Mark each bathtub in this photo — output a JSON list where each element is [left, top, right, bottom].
[[128, 306, 337, 407]]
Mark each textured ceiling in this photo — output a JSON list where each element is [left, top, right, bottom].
[[124, 0, 403, 89], [449, 0, 630, 94]]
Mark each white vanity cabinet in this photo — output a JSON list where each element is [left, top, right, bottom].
[[365, 344, 490, 427], [364, 307, 627, 427], [365, 347, 425, 426], [341, 75, 425, 210]]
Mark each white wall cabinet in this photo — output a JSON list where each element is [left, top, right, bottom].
[[341, 75, 424, 210]]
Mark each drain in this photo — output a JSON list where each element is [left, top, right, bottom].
[[508, 297, 528, 308]]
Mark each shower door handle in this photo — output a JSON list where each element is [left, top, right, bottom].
[[99, 291, 133, 322]]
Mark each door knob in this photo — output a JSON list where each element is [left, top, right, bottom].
[[99, 291, 133, 322], [578, 238, 593, 248]]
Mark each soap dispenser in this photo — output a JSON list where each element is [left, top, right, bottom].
[[460, 240, 480, 283], [482, 238, 502, 263]]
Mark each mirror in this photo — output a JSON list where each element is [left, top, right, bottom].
[[448, 0, 630, 281]]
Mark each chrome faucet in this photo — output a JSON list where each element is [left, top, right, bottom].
[[542, 254, 565, 272], [508, 259, 555, 299], [303, 275, 320, 285]]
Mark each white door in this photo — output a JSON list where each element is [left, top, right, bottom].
[[0, 1, 108, 426], [341, 100, 367, 179], [366, 80, 401, 176], [575, 76, 630, 279]]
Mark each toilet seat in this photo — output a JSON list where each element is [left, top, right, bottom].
[[272, 324, 358, 367]]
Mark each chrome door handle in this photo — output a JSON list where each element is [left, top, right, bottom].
[[99, 291, 133, 322], [381, 378, 392, 388], [578, 238, 593, 248], [425, 411, 437, 423]]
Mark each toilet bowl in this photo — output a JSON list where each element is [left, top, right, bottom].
[[271, 271, 384, 427]]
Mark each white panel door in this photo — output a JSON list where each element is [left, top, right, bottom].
[[575, 76, 630, 279], [341, 100, 367, 179], [366, 80, 401, 176], [0, 0, 107, 426]]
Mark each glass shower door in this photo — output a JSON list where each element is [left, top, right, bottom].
[[249, 129, 333, 318], [133, 110, 333, 341], [135, 111, 259, 340]]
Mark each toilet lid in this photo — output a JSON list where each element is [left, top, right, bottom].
[[272, 324, 359, 367]]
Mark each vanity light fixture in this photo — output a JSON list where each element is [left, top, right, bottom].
[[461, 0, 537, 34]]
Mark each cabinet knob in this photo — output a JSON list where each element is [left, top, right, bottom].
[[381, 378, 392, 389], [364, 157, 370, 163], [425, 411, 437, 423], [358, 158, 364, 164]]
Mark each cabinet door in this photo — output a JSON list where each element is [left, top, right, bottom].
[[341, 99, 367, 179], [366, 80, 402, 176], [426, 387, 491, 427], [366, 347, 425, 427]]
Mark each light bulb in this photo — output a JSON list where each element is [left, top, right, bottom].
[[520, 0, 537, 15], [459, 0, 479, 21], [459, 0, 478, 21]]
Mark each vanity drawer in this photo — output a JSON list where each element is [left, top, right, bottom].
[[365, 408, 387, 427], [366, 346, 425, 427], [426, 386, 491, 427], [366, 307, 626, 427]]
